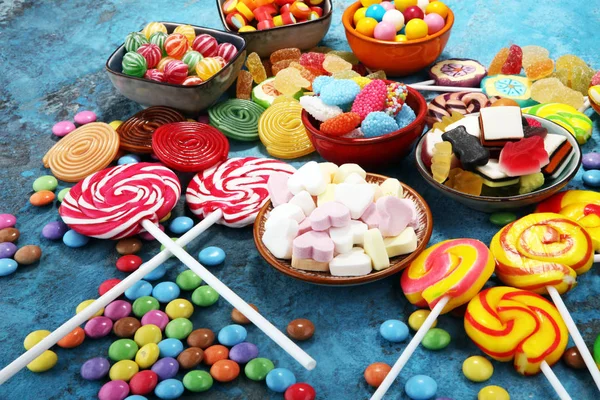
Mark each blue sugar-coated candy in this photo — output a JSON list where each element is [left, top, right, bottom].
[[0, 258, 18, 276], [63, 229, 89, 248], [320, 80, 361, 107], [405, 375, 438, 400], [198, 246, 225, 266], [118, 154, 141, 165], [583, 170, 600, 187], [266, 368, 296, 393], [152, 281, 180, 303], [169, 216, 194, 234], [362, 112, 399, 138], [158, 338, 184, 358], [144, 264, 167, 281], [218, 324, 247, 346], [125, 280, 153, 300], [395, 104, 416, 128], [379, 319, 409, 342], [312, 76, 334, 95], [154, 378, 184, 399]]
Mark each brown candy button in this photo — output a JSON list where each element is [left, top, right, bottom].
[[116, 237, 142, 255], [177, 347, 204, 369], [231, 304, 258, 325], [0, 228, 19, 243], [187, 328, 215, 349], [113, 317, 141, 338], [14, 245, 42, 265], [287, 318, 315, 341], [563, 346, 586, 369]]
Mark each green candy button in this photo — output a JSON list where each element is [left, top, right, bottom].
[[108, 339, 138, 361], [245, 358, 275, 381], [57, 188, 70, 202], [132, 296, 160, 318], [33, 175, 58, 192], [421, 328, 451, 350], [176, 270, 202, 291], [191, 285, 219, 307], [489, 212, 517, 227], [183, 370, 213, 392], [165, 318, 193, 340]]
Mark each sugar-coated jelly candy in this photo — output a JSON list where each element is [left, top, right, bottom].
[[245, 52, 268, 84]]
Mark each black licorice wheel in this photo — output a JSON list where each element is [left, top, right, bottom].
[[117, 106, 186, 153]]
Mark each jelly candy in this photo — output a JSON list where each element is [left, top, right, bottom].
[[366, 70, 387, 80], [332, 70, 360, 79], [555, 55, 588, 76], [499, 136, 549, 177], [299, 52, 327, 75], [525, 58, 554, 80], [236, 70, 253, 100], [432, 111, 464, 132], [274, 67, 310, 95], [262, 59, 273, 78], [319, 112, 361, 136], [571, 65, 595, 95], [501, 45, 522, 75], [289, 62, 318, 86], [442, 126, 489, 170], [245, 52, 267, 84], [270, 48, 301, 64], [327, 50, 360, 65], [272, 59, 296, 76], [519, 172, 545, 194], [530, 78, 584, 109], [521, 45, 550, 68], [323, 55, 352, 73], [351, 76, 372, 89], [488, 48, 509, 76], [431, 141, 453, 183], [309, 46, 333, 54], [445, 168, 483, 196]]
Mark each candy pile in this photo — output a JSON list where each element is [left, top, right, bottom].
[[121, 22, 239, 85], [422, 103, 576, 197], [352, 0, 450, 42], [262, 161, 420, 277], [222, 0, 326, 32], [582, 152, 600, 187]]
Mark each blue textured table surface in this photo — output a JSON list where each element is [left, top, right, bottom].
[[1, 1, 600, 399]]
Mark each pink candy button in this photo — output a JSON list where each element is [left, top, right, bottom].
[[52, 121, 76, 137], [0, 214, 16, 229], [74, 110, 97, 125]]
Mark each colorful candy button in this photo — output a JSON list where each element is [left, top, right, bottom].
[[27, 350, 58, 372], [165, 318, 193, 339], [158, 338, 184, 358], [408, 310, 437, 330], [191, 285, 219, 306], [24, 330, 51, 350], [33, 175, 58, 192], [0, 258, 18, 276], [144, 264, 167, 281], [266, 368, 296, 393], [52, 121, 77, 137], [118, 154, 142, 165], [41, 220, 68, 240], [74, 110, 98, 125], [134, 324, 162, 347], [57, 188, 70, 202], [176, 270, 202, 291], [405, 374, 437, 400], [380, 319, 409, 342], [152, 281, 180, 303], [154, 378, 184, 399], [0, 214, 16, 229], [218, 324, 248, 346], [183, 370, 213, 392], [125, 280, 153, 300], [462, 356, 493, 382], [478, 385, 510, 400], [132, 296, 160, 318], [76, 299, 104, 318], [165, 298, 194, 319], [141, 310, 169, 330], [169, 216, 194, 234], [63, 230, 89, 248], [245, 357, 275, 381], [421, 328, 450, 350], [109, 359, 139, 381], [81, 357, 110, 380], [109, 339, 139, 361], [198, 246, 226, 266], [135, 343, 160, 369]]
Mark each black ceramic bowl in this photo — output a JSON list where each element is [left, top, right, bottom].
[[216, 0, 332, 57], [106, 22, 246, 116]]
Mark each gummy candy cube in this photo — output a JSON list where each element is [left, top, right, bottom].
[[274, 67, 310, 95], [270, 48, 301, 64], [521, 45, 550, 68], [445, 168, 483, 196], [431, 141, 453, 183], [323, 54, 352, 73], [245, 52, 267, 84], [320, 112, 361, 136], [488, 48, 508, 76], [272, 59, 296, 76], [327, 50, 360, 65], [525, 58, 554, 81], [366, 70, 387, 80], [501, 45, 523, 75], [236, 70, 253, 100], [262, 59, 273, 77], [332, 70, 361, 79], [571, 64, 595, 95], [299, 52, 327, 75]]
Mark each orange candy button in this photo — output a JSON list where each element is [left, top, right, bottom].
[[30, 190, 55, 206], [203, 345, 229, 365], [210, 359, 240, 382], [57, 327, 86, 348]]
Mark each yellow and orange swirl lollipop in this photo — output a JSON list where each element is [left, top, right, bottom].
[[465, 286, 568, 375], [491, 212, 594, 294]]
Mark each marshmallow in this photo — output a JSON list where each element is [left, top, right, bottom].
[[330, 220, 369, 254], [288, 161, 327, 196], [267, 173, 293, 207], [319, 162, 339, 184], [364, 229, 390, 270], [262, 218, 299, 259], [383, 227, 418, 257], [344, 172, 367, 184], [379, 178, 403, 198], [292, 231, 335, 262], [333, 163, 366, 183], [360, 202, 379, 229], [334, 183, 375, 219], [265, 203, 304, 231], [289, 190, 316, 217], [317, 184, 337, 206], [309, 202, 351, 231], [376, 196, 413, 237], [291, 256, 330, 272], [329, 248, 373, 277]]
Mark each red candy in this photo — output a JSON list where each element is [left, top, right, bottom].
[[310, 6, 323, 16], [525, 117, 541, 127], [403, 5, 424, 22], [99, 278, 121, 296], [217, 42, 238, 63], [144, 69, 165, 82], [116, 255, 142, 272], [284, 383, 316, 400], [320, 112, 361, 136], [299, 52, 327, 75], [193, 34, 219, 57], [501, 44, 523, 75], [351, 79, 388, 121], [258, 19, 276, 30], [164, 60, 189, 84], [183, 76, 204, 86], [129, 370, 158, 395], [137, 44, 162, 69], [499, 136, 549, 177]]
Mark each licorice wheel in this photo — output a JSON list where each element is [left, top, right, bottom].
[[151, 122, 229, 172], [208, 99, 265, 141], [117, 106, 185, 153]]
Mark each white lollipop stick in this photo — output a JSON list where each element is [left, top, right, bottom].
[[579, 97, 590, 113], [547, 285, 600, 391], [594, 253, 600, 263], [411, 79, 435, 86], [540, 360, 573, 400], [0, 209, 223, 385], [140, 220, 317, 371], [408, 83, 483, 93], [370, 296, 450, 400]]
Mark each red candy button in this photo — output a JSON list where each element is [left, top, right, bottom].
[[129, 370, 158, 395], [284, 383, 316, 400], [116, 255, 143, 273], [99, 278, 122, 296]]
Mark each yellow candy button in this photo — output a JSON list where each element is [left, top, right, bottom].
[[76, 299, 104, 319], [408, 310, 437, 331], [478, 385, 510, 400], [165, 298, 194, 319], [26, 350, 57, 373], [134, 324, 162, 347], [24, 330, 51, 351], [108, 120, 123, 129], [462, 356, 493, 382], [135, 343, 160, 369], [109, 360, 139, 382]]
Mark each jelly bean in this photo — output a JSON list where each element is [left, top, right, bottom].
[[125, 280, 153, 300], [231, 304, 258, 324], [583, 170, 600, 187], [0, 242, 16, 259], [105, 300, 132, 321], [52, 121, 76, 137], [24, 330, 51, 350], [99, 278, 122, 296], [165, 318, 193, 339], [218, 324, 248, 346], [13, 244, 41, 265], [245, 357, 275, 381], [33, 175, 58, 192], [169, 216, 194, 234], [203, 345, 229, 365], [408, 310, 437, 330], [81, 357, 110, 380], [26, 350, 57, 372], [0, 214, 16, 230], [154, 378, 184, 399], [489, 212, 517, 226], [188, 328, 215, 349], [210, 359, 240, 382], [151, 357, 179, 381], [287, 318, 315, 341], [57, 187, 70, 202], [109, 120, 123, 129], [158, 338, 184, 358], [76, 299, 104, 318], [98, 380, 130, 400], [116, 255, 143, 272], [152, 281, 180, 303], [110, 359, 139, 381], [405, 375, 438, 400], [41, 220, 68, 240], [462, 356, 493, 382], [129, 370, 158, 396], [380, 319, 409, 342], [229, 342, 259, 364], [74, 110, 97, 124], [165, 298, 194, 319], [364, 362, 391, 387], [0, 258, 18, 276], [134, 324, 162, 347], [478, 385, 510, 400], [114, 317, 141, 338], [176, 270, 202, 291], [57, 326, 85, 348], [191, 285, 219, 306], [141, 309, 169, 330], [183, 370, 213, 392], [30, 190, 55, 206], [285, 383, 316, 400], [266, 368, 296, 392], [198, 246, 226, 266], [136, 343, 160, 369], [582, 152, 600, 170], [563, 346, 586, 369], [85, 316, 113, 339], [178, 347, 204, 369], [118, 154, 142, 165], [63, 229, 89, 247], [421, 328, 451, 350], [144, 264, 167, 281]]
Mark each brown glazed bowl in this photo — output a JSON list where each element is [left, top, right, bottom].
[[106, 22, 246, 116], [216, 0, 333, 58], [253, 173, 433, 286]]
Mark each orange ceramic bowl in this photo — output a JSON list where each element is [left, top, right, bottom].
[[342, 2, 454, 76], [301, 85, 427, 169]]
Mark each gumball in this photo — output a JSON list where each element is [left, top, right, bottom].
[[405, 18, 428, 39], [425, 0, 449, 18], [395, 0, 417, 12], [382, 9, 405, 31], [403, 5, 424, 22], [164, 33, 189, 59], [137, 43, 162, 69], [380, 1, 394, 11], [122, 52, 147, 78], [417, 0, 430, 11], [192, 34, 218, 57], [424, 12, 445, 34], [164, 60, 189, 85], [373, 21, 397, 41], [365, 4, 386, 22], [217, 42, 238, 63], [356, 17, 378, 37], [353, 7, 368, 25], [360, 0, 381, 6]]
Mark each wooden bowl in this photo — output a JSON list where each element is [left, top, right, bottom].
[[253, 173, 433, 286]]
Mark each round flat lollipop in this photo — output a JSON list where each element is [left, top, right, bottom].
[[522, 103, 592, 144], [151, 122, 229, 172], [59, 163, 180, 239], [481, 74, 536, 107], [258, 101, 314, 159], [208, 99, 265, 141], [426, 91, 498, 127], [43, 122, 120, 182], [428, 58, 487, 88], [117, 106, 185, 153], [186, 157, 296, 227]]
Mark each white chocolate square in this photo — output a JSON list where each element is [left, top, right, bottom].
[[480, 106, 524, 141]]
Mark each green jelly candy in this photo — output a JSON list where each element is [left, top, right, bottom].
[[593, 335, 600, 364], [421, 328, 451, 350], [183, 370, 213, 392], [245, 357, 275, 381], [132, 296, 160, 318], [165, 318, 193, 340], [33, 175, 58, 192], [191, 286, 219, 307], [108, 339, 139, 361], [57, 188, 70, 202], [489, 212, 517, 226], [176, 270, 203, 291]]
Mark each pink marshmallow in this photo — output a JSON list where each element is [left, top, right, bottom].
[[376, 196, 413, 237], [267, 173, 293, 207], [360, 202, 380, 229], [309, 202, 351, 231], [298, 218, 313, 236], [292, 231, 335, 262]]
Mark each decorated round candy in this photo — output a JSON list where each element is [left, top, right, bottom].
[[258, 101, 315, 159], [401, 239, 495, 313], [522, 103, 592, 145], [117, 106, 186, 153], [490, 213, 594, 294], [125, 32, 149, 53], [164, 33, 189, 59], [144, 69, 165, 82], [426, 91, 497, 126], [208, 99, 265, 141], [183, 76, 203, 86], [192, 34, 218, 57], [186, 157, 296, 227], [173, 24, 196, 45], [164, 60, 189, 85], [182, 51, 203, 74], [481, 74, 535, 107], [142, 22, 167, 39], [59, 163, 181, 239], [428, 58, 487, 87], [195, 57, 223, 81], [217, 42, 238, 63], [137, 43, 162, 69], [149, 31, 168, 56], [384, 82, 408, 116], [122, 52, 148, 78], [151, 122, 229, 172], [465, 286, 568, 375]]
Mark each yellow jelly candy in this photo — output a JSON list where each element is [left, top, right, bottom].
[[351, 76, 372, 89], [238, 26, 256, 32], [165, 298, 195, 319], [408, 310, 437, 331], [76, 299, 104, 319], [405, 18, 428, 40], [134, 324, 162, 347], [24, 330, 51, 350], [109, 360, 139, 382], [354, 7, 368, 25], [431, 141, 453, 183], [462, 356, 493, 382], [323, 55, 352, 74], [478, 385, 510, 400], [274, 68, 310, 96], [356, 17, 378, 37], [135, 343, 160, 369], [395, 34, 408, 42], [26, 350, 57, 373]]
